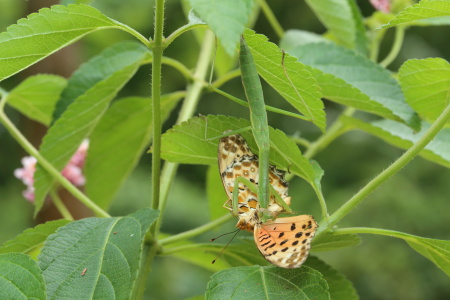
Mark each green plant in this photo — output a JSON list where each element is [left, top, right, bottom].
[[0, 0, 449, 299]]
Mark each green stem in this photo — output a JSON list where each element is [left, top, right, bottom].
[[304, 108, 355, 159], [49, 187, 74, 221], [150, 0, 165, 225], [161, 57, 194, 81], [211, 87, 312, 121], [211, 69, 241, 88], [155, 30, 216, 236], [159, 213, 233, 246], [322, 104, 450, 237], [112, 21, 152, 46], [130, 241, 159, 300], [380, 26, 405, 68], [0, 100, 110, 218], [291, 136, 311, 148], [164, 24, 208, 48], [312, 183, 328, 221], [333, 227, 425, 243], [257, 0, 284, 39]]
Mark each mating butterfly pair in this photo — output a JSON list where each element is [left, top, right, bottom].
[[218, 134, 317, 269]]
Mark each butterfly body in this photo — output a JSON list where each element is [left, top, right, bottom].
[[218, 134, 317, 268]]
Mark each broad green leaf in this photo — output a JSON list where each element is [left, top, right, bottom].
[[312, 232, 361, 252], [381, 0, 450, 29], [85, 94, 182, 209], [0, 4, 142, 81], [0, 253, 46, 300], [5, 75, 66, 126], [207, 165, 228, 220], [305, 0, 367, 53], [417, 15, 450, 25], [53, 42, 152, 121], [243, 29, 326, 131], [206, 265, 330, 300], [33, 41, 150, 215], [280, 30, 331, 49], [341, 116, 450, 169], [305, 257, 358, 300], [406, 237, 450, 276], [188, 0, 255, 56], [38, 208, 158, 300], [287, 42, 419, 129], [161, 115, 317, 183], [0, 220, 70, 258], [399, 58, 450, 122]]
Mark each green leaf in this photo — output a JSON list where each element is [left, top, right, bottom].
[[312, 232, 361, 252], [280, 30, 331, 49], [406, 237, 450, 276], [161, 115, 317, 183], [207, 165, 229, 220], [85, 94, 182, 209], [0, 253, 46, 300], [206, 265, 330, 300], [341, 116, 450, 169], [287, 42, 419, 129], [305, 257, 358, 300], [0, 4, 139, 82], [5, 75, 66, 126], [38, 208, 158, 299], [304, 0, 367, 52], [243, 29, 326, 131], [0, 220, 70, 258], [53, 42, 151, 121], [399, 58, 450, 122], [188, 0, 255, 56], [381, 0, 450, 29], [33, 41, 150, 215]]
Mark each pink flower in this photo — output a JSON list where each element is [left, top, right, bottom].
[[14, 140, 89, 203], [370, 0, 390, 13]]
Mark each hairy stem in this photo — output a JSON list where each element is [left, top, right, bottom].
[[333, 227, 430, 243], [155, 30, 216, 236], [159, 214, 233, 246], [319, 104, 450, 237], [150, 0, 165, 227]]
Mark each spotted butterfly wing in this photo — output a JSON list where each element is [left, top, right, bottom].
[[218, 134, 291, 231], [254, 215, 318, 268]]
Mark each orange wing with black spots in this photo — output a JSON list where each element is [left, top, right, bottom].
[[254, 215, 318, 268]]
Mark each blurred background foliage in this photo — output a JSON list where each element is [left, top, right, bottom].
[[0, 0, 449, 299]]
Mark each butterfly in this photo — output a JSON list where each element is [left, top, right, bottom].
[[218, 134, 318, 268]]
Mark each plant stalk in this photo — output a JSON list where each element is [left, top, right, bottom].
[[150, 0, 165, 226], [320, 104, 450, 237], [155, 30, 216, 236], [159, 213, 233, 246]]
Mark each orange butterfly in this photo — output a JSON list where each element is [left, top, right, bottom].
[[218, 134, 317, 268]]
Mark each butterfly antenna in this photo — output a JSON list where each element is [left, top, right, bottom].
[[210, 228, 240, 242], [211, 229, 241, 264]]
